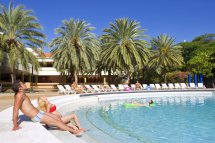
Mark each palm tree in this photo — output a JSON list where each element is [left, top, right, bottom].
[[101, 18, 150, 83], [50, 19, 100, 83], [0, 2, 46, 83], [0, 32, 5, 62], [149, 34, 184, 82]]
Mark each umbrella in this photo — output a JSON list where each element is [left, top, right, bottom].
[[188, 74, 191, 87], [194, 74, 198, 87], [200, 74, 203, 83]]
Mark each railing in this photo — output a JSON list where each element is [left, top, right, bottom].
[[38, 67, 61, 75]]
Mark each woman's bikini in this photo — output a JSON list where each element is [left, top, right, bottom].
[[49, 104, 57, 113]]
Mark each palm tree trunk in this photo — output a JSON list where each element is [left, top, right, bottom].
[[11, 73, 16, 84], [74, 70, 78, 83], [108, 69, 111, 83], [126, 71, 130, 84], [164, 73, 167, 83], [10, 66, 16, 84], [142, 66, 146, 81], [69, 68, 74, 83], [127, 76, 130, 84]]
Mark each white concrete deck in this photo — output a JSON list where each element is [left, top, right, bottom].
[[0, 90, 214, 143], [0, 94, 91, 143]]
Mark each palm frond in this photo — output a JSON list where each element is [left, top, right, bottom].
[[50, 18, 100, 76], [101, 18, 150, 75]]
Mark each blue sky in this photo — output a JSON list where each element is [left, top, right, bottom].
[[1, 0, 215, 52]]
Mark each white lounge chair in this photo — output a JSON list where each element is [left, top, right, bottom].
[[85, 85, 96, 92], [149, 84, 156, 89], [174, 83, 181, 89], [57, 85, 69, 94], [198, 83, 205, 88], [142, 84, 148, 90], [64, 85, 76, 94], [189, 83, 196, 88], [161, 83, 169, 89], [110, 84, 119, 91], [91, 85, 102, 92], [118, 84, 125, 91], [180, 83, 188, 89], [155, 84, 162, 90], [168, 83, 175, 89], [130, 84, 136, 90]]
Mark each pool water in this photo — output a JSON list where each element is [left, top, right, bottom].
[[69, 96, 215, 143]]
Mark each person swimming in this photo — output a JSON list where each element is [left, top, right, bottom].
[[148, 100, 154, 106], [132, 100, 154, 107]]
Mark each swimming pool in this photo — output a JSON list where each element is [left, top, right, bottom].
[[64, 92, 215, 143]]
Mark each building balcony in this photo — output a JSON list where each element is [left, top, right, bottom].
[[38, 67, 61, 75]]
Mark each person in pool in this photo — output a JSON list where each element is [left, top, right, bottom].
[[132, 100, 154, 107], [12, 80, 82, 136]]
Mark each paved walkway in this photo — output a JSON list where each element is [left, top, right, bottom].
[[0, 92, 60, 111], [0, 93, 88, 143]]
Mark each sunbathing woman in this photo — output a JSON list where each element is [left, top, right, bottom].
[[38, 96, 85, 131]]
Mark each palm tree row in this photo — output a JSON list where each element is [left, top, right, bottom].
[[0, 2, 184, 84], [50, 18, 183, 83]]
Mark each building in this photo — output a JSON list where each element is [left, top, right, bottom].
[[0, 48, 111, 90]]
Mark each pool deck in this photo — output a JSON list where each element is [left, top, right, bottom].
[[0, 89, 214, 143]]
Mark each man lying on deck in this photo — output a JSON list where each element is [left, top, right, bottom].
[[12, 80, 82, 136]]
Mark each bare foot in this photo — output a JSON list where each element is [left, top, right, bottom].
[[79, 128, 86, 132], [71, 130, 83, 137], [68, 124, 79, 130]]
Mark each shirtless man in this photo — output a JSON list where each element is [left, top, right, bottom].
[[71, 82, 83, 94], [12, 80, 82, 136], [135, 80, 142, 89]]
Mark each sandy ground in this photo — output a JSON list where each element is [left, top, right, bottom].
[[0, 92, 60, 111]]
